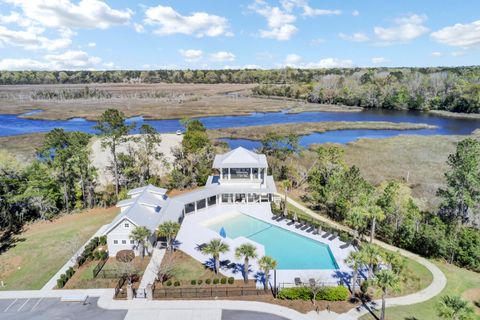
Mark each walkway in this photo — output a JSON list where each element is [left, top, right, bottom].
[[282, 195, 447, 319], [137, 248, 165, 298]]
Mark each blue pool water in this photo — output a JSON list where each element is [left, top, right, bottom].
[[208, 214, 338, 270]]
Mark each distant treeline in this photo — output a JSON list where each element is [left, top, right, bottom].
[[1, 67, 479, 113]]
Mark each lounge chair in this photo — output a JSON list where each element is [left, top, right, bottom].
[[294, 277, 302, 286]]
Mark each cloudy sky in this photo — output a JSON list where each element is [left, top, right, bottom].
[[0, 0, 479, 70]]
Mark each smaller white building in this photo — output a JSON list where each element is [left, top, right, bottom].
[[103, 185, 183, 257]]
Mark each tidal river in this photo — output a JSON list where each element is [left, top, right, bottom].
[[1, 108, 479, 148]]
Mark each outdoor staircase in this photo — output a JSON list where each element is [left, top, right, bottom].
[[136, 247, 165, 298]]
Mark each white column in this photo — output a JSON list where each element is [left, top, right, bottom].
[[228, 168, 231, 180], [250, 168, 253, 180], [220, 169, 223, 180]]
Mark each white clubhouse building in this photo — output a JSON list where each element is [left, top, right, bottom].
[[103, 147, 277, 257]]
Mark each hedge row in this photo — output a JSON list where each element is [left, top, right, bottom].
[[165, 277, 235, 287], [76, 235, 107, 267], [277, 286, 349, 301], [57, 267, 75, 288]]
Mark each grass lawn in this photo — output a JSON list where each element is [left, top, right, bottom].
[[360, 261, 480, 320], [160, 250, 221, 284], [0, 206, 118, 290]]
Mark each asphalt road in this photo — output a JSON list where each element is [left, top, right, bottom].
[[0, 297, 127, 320], [222, 310, 290, 320]]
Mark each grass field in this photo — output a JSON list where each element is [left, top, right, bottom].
[[360, 261, 480, 320], [0, 206, 118, 290]]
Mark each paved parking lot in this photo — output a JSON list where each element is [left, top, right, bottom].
[[0, 297, 127, 320]]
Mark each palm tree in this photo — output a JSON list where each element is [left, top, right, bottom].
[[258, 256, 277, 292], [373, 269, 400, 320], [281, 179, 292, 217], [201, 238, 230, 274], [129, 226, 151, 259], [346, 206, 368, 246], [438, 295, 474, 320], [360, 243, 382, 278], [156, 221, 180, 251], [345, 250, 365, 300], [235, 243, 258, 283], [367, 205, 385, 243]]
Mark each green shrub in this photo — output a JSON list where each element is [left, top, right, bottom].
[[99, 236, 107, 245], [191, 280, 197, 285], [197, 280, 203, 285], [316, 286, 349, 301], [66, 267, 75, 278], [227, 277, 234, 284], [166, 280, 172, 286], [57, 278, 65, 288], [220, 278, 227, 284], [205, 279, 211, 284], [277, 286, 349, 301], [277, 287, 311, 300], [174, 281, 180, 287], [213, 278, 219, 285]]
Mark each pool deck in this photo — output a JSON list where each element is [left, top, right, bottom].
[[176, 203, 354, 287]]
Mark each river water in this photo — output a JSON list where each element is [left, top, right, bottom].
[[0, 108, 478, 148]]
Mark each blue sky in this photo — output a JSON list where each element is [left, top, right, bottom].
[[0, 0, 479, 70]]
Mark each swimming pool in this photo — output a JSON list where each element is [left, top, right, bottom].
[[208, 213, 339, 270]]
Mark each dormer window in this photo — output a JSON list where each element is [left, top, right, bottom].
[[155, 206, 161, 213], [124, 222, 129, 228]]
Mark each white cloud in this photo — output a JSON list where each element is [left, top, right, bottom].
[[133, 23, 145, 33], [210, 51, 236, 62], [302, 6, 341, 17], [222, 64, 261, 70], [102, 61, 115, 68], [371, 57, 389, 64], [87, 42, 96, 47], [431, 20, 480, 48], [285, 54, 302, 65], [305, 58, 353, 68], [339, 32, 369, 42], [178, 49, 203, 62], [451, 51, 465, 57], [374, 14, 429, 44], [144, 5, 232, 37], [250, 1, 297, 41], [0, 25, 71, 51], [281, 57, 353, 68], [6, 0, 132, 29], [0, 11, 30, 27], [280, 0, 341, 17], [431, 51, 442, 57], [0, 50, 101, 70], [352, 10, 360, 17]]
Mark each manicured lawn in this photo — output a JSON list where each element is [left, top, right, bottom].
[[0, 207, 118, 290], [360, 261, 480, 320], [161, 250, 221, 284]]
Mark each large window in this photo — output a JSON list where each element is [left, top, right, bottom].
[[208, 195, 217, 206], [196, 199, 206, 211], [185, 202, 195, 214], [221, 193, 233, 203], [222, 168, 228, 178], [230, 168, 250, 179]]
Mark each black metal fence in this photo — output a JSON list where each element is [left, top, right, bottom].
[[92, 257, 108, 278], [152, 286, 268, 299]]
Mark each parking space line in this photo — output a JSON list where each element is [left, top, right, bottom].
[[31, 298, 43, 311], [17, 298, 30, 312], [3, 299, 18, 312]]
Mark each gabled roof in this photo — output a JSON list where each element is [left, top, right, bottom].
[[104, 184, 168, 235], [213, 147, 268, 168]]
